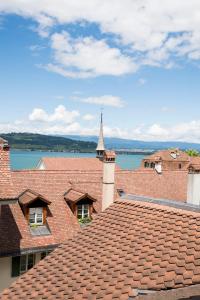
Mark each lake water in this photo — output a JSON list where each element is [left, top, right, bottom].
[[10, 150, 145, 170]]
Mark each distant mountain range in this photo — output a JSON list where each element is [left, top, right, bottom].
[[1, 132, 200, 153], [64, 135, 200, 151], [1, 133, 96, 152]]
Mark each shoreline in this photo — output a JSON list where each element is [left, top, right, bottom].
[[11, 149, 153, 155]]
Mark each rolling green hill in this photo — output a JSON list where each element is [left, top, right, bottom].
[[1, 133, 97, 152]]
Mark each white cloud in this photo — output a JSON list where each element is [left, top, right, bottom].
[[147, 124, 169, 137], [29, 105, 79, 124], [82, 114, 95, 121], [43, 32, 136, 78], [3, 117, 200, 143], [80, 95, 125, 108], [1, 1, 200, 75]]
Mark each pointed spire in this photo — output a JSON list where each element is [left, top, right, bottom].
[[96, 111, 105, 159]]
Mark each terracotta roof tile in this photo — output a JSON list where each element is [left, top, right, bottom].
[[144, 149, 190, 162], [2, 198, 200, 299], [38, 157, 120, 171]]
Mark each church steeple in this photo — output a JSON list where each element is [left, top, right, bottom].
[[96, 112, 105, 159]]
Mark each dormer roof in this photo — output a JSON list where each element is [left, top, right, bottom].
[[64, 188, 97, 204], [18, 189, 51, 206]]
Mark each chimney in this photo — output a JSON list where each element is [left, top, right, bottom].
[[102, 150, 116, 210], [187, 165, 200, 205], [0, 138, 16, 206], [0, 138, 11, 177]]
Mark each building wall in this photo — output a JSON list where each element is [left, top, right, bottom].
[[0, 252, 41, 292]]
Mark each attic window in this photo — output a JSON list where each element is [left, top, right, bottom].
[[77, 204, 90, 219], [144, 162, 149, 168], [29, 207, 43, 225]]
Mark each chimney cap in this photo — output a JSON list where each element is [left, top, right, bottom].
[[103, 150, 116, 161]]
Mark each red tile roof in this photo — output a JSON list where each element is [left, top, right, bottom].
[[38, 157, 120, 171], [2, 197, 200, 299], [0, 166, 190, 256], [144, 149, 190, 162], [19, 189, 51, 206], [116, 169, 187, 202], [64, 188, 96, 203]]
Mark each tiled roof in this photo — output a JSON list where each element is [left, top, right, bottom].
[[19, 189, 51, 206], [38, 157, 120, 171], [64, 188, 96, 203], [116, 169, 187, 202], [0, 166, 189, 256], [144, 149, 190, 162], [2, 197, 200, 299], [0, 166, 187, 255], [188, 156, 200, 171]]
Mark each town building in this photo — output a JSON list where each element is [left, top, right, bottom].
[[2, 195, 200, 299], [1, 115, 200, 293], [0, 115, 120, 291], [141, 149, 191, 173]]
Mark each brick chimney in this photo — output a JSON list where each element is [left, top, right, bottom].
[[0, 138, 16, 205], [0, 138, 11, 179], [102, 150, 116, 210]]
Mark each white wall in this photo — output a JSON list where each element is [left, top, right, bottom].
[[102, 162, 115, 211], [187, 173, 200, 205], [0, 252, 41, 292]]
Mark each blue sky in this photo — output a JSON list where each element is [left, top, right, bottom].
[[1, 1, 200, 142]]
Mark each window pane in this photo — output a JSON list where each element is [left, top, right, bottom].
[[83, 205, 89, 217], [29, 213, 35, 224], [11, 256, 20, 277], [20, 255, 27, 273], [29, 207, 43, 225], [77, 205, 83, 218], [27, 254, 35, 270]]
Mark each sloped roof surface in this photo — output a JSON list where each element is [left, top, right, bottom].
[[64, 188, 96, 203], [2, 198, 200, 299], [39, 157, 121, 171], [144, 149, 190, 162], [19, 189, 51, 205]]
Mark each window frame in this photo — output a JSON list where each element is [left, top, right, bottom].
[[77, 204, 90, 219], [11, 254, 36, 277], [29, 207, 43, 225]]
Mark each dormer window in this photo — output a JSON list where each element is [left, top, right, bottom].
[[18, 189, 51, 236], [29, 207, 43, 225], [64, 188, 97, 223], [77, 204, 90, 219]]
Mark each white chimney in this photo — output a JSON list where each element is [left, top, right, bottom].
[[187, 166, 200, 205], [102, 151, 116, 210]]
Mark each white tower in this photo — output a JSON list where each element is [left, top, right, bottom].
[[96, 112, 105, 159]]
